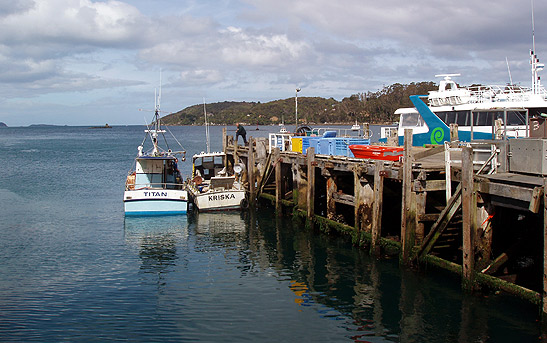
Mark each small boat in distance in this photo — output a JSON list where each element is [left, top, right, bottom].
[[123, 87, 188, 216], [90, 123, 112, 129], [186, 102, 247, 211], [351, 121, 361, 131]]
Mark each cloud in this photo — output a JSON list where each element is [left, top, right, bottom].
[[180, 69, 224, 85], [220, 26, 309, 66], [1, 0, 546, 126]]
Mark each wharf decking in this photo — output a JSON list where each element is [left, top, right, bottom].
[[221, 128, 547, 315]]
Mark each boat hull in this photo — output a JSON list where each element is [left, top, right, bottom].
[[189, 189, 246, 212], [349, 145, 404, 161], [124, 189, 188, 216]]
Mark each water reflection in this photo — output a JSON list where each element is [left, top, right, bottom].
[[124, 216, 189, 282], [121, 209, 538, 342], [251, 212, 539, 342]]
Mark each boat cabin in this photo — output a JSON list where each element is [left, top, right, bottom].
[[398, 107, 529, 130], [134, 156, 182, 190], [192, 152, 226, 181]]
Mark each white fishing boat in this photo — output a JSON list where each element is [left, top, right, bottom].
[[186, 102, 247, 211], [124, 86, 188, 216], [351, 121, 361, 131]]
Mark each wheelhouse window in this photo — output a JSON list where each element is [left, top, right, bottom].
[[400, 112, 425, 127], [473, 110, 526, 126]]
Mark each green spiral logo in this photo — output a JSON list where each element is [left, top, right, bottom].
[[430, 127, 445, 145]]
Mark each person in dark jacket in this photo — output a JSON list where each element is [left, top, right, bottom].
[[235, 123, 247, 144]]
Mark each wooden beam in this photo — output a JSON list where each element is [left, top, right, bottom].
[[413, 179, 446, 192], [413, 145, 445, 160], [481, 240, 523, 275], [477, 181, 535, 203], [332, 192, 354, 206], [415, 184, 462, 260], [530, 186, 543, 213]]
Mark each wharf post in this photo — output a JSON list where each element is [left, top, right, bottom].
[[326, 173, 336, 220], [248, 136, 256, 207], [307, 147, 316, 219], [544, 177, 547, 317], [450, 123, 459, 142], [274, 147, 282, 214], [462, 146, 477, 291], [370, 160, 384, 256], [401, 129, 416, 264], [222, 127, 227, 151]]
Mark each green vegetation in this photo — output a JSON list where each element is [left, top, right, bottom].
[[162, 81, 437, 126]]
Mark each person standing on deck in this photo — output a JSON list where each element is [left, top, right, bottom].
[[235, 123, 247, 145]]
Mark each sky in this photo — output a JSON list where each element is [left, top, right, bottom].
[[0, 0, 546, 126]]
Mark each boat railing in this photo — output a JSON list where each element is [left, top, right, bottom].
[[268, 133, 293, 153], [466, 84, 537, 103], [310, 127, 367, 138], [126, 182, 185, 191]]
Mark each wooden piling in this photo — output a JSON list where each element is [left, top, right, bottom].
[[248, 136, 255, 207], [462, 146, 476, 291], [363, 123, 370, 139], [450, 123, 459, 142], [543, 177, 547, 317], [401, 129, 415, 264], [307, 147, 316, 218], [222, 127, 227, 152], [371, 160, 384, 256], [274, 147, 282, 214], [326, 175, 336, 220], [415, 191, 426, 245], [354, 168, 362, 233]]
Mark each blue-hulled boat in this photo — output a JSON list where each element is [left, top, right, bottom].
[[124, 90, 188, 216]]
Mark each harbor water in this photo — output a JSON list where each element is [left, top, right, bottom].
[[0, 125, 541, 342]]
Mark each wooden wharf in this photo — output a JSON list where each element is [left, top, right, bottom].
[[221, 128, 547, 315]]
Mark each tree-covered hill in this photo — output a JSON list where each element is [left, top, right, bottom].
[[162, 81, 437, 126]]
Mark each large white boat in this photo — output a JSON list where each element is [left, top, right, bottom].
[[383, 50, 547, 146], [186, 103, 247, 212], [124, 89, 188, 216]]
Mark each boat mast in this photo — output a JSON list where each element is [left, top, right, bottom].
[[145, 72, 165, 156], [204, 99, 210, 154], [530, 0, 544, 95]]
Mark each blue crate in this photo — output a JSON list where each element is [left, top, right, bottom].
[[308, 137, 320, 153], [338, 138, 370, 157]]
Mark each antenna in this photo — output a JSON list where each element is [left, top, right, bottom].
[[506, 57, 513, 85], [203, 98, 210, 154]]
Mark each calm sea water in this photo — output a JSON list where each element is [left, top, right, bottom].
[[0, 125, 541, 342]]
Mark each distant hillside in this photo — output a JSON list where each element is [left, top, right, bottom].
[[162, 81, 437, 126]]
